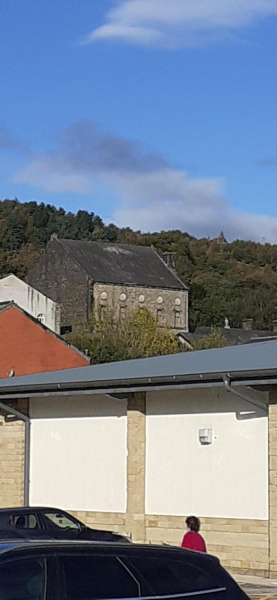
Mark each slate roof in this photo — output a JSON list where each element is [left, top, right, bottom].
[[179, 326, 277, 347], [59, 240, 187, 290]]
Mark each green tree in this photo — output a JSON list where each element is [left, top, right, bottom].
[[69, 308, 183, 364], [194, 328, 229, 350]]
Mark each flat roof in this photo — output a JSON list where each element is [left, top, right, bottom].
[[0, 340, 276, 398]]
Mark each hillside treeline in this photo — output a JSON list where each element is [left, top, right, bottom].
[[1, 198, 277, 330]]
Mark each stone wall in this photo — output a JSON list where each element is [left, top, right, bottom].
[[0, 400, 28, 508], [27, 238, 90, 329], [94, 283, 188, 331], [269, 392, 277, 578], [145, 515, 269, 577]]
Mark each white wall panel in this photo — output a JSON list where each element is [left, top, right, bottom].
[[146, 388, 268, 520], [30, 395, 127, 513]]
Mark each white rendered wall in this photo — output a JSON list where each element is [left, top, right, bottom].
[[0, 274, 59, 332], [146, 388, 268, 520], [30, 395, 127, 513]]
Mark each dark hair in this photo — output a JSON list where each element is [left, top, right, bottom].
[[186, 516, 201, 533]]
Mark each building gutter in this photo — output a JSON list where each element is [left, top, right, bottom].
[[0, 374, 273, 400], [223, 374, 268, 413], [0, 402, 30, 506]]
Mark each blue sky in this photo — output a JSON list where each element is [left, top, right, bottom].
[[1, 0, 277, 241]]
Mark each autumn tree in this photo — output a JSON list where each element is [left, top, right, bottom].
[[69, 308, 183, 364]]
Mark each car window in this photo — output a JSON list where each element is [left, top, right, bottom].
[[62, 555, 141, 599], [44, 512, 80, 530], [9, 514, 39, 530], [128, 556, 224, 596], [0, 558, 45, 600]]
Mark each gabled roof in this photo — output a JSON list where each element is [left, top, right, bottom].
[[0, 339, 276, 398], [58, 239, 187, 290], [0, 302, 89, 364]]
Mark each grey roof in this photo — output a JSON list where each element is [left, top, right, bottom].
[[179, 326, 277, 347], [0, 340, 277, 398], [59, 239, 187, 290]]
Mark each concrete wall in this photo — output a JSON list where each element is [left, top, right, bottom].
[[145, 388, 268, 520], [29, 395, 127, 513], [0, 275, 60, 333], [94, 283, 188, 331]]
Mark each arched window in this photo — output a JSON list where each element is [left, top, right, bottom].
[[37, 313, 45, 325]]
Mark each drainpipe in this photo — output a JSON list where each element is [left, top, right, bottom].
[[223, 375, 267, 413], [0, 401, 30, 506]]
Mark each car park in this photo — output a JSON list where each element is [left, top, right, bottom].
[[0, 507, 129, 543], [0, 539, 249, 599]]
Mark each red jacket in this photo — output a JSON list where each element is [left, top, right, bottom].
[[181, 531, 207, 553]]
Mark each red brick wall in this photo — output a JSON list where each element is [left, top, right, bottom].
[[0, 306, 89, 378]]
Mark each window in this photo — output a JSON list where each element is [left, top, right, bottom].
[[0, 558, 45, 600], [156, 309, 163, 326], [9, 513, 39, 530], [62, 555, 141, 600], [100, 306, 107, 322], [44, 512, 80, 531], [128, 557, 223, 597], [120, 306, 126, 322], [174, 311, 182, 328], [60, 325, 72, 335]]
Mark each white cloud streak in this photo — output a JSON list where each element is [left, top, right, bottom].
[[86, 0, 277, 48], [14, 120, 277, 243]]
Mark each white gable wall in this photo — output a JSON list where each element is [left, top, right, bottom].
[[0, 274, 60, 333], [146, 388, 268, 520]]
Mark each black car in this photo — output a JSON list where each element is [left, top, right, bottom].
[[0, 507, 129, 543], [0, 539, 249, 600]]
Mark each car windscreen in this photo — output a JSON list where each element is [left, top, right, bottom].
[[44, 511, 80, 531], [0, 558, 45, 600]]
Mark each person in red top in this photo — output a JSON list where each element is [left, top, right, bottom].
[[181, 516, 207, 553]]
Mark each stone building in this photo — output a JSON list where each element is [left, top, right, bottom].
[[27, 237, 189, 333]]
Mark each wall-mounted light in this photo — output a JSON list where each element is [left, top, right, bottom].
[[199, 428, 212, 445]]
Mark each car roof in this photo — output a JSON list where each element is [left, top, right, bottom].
[[0, 540, 219, 567], [0, 507, 67, 514]]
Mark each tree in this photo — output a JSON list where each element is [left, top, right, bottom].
[[69, 308, 183, 364], [194, 328, 228, 350]]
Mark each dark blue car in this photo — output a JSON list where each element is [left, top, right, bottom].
[[0, 506, 129, 543], [0, 539, 249, 599]]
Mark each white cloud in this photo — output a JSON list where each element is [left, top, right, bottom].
[[14, 119, 277, 243], [86, 0, 277, 48]]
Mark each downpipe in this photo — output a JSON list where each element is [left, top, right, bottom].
[[0, 401, 30, 506], [223, 375, 268, 413]]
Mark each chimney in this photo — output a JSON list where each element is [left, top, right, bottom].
[[163, 252, 176, 270], [50, 233, 58, 241], [273, 320, 277, 333], [242, 318, 253, 331]]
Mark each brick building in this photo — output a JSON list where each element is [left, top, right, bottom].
[[27, 237, 188, 333], [0, 302, 89, 378]]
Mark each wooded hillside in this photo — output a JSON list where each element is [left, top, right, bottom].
[[1, 198, 277, 330]]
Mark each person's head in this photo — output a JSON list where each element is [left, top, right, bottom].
[[186, 516, 201, 533]]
